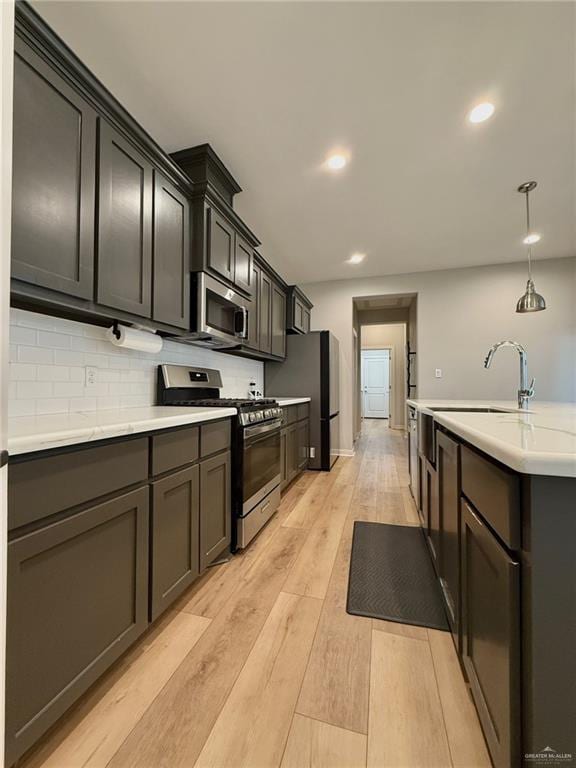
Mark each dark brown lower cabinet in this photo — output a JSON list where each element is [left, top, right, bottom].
[[6, 487, 149, 766], [297, 418, 309, 471], [280, 428, 288, 490], [151, 465, 200, 621], [200, 451, 231, 570], [286, 423, 298, 485], [461, 498, 520, 768], [280, 407, 309, 492], [418, 455, 438, 566], [436, 430, 460, 640]]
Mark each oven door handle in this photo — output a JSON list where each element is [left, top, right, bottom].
[[244, 419, 282, 440]]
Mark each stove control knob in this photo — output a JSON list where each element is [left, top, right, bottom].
[[240, 413, 249, 425], [249, 412, 257, 423]]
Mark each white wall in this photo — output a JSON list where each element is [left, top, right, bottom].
[[305, 256, 576, 453], [8, 309, 264, 417], [361, 323, 406, 430]]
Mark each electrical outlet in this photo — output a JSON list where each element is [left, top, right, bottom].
[[85, 366, 97, 386], [435, 368, 443, 379]]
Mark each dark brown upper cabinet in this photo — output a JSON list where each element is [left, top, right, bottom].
[[153, 172, 190, 330], [246, 260, 261, 350], [271, 282, 286, 358], [234, 235, 253, 295], [97, 121, 153, 318], [207, 207, 235, 284], [259, 270, 272, 355], [11, 36, 97, 299], [286, 286, 313, 335]]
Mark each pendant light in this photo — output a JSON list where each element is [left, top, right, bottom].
[[516, 181, 546, 313]]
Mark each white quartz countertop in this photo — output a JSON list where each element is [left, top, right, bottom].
[[407, 399, 576, 477], [8, 406, 237, 457], [274, 398, 312, 406]]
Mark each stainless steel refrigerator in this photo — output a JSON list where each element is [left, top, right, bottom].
[[265, 331, 340, 470]]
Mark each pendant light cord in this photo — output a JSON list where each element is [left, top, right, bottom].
[[525, 190, 533, 280]]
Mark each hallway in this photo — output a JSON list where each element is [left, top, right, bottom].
[[22, 421, 490, 768]]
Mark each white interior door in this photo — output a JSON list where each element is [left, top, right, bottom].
[[361, 349, 390, 419]]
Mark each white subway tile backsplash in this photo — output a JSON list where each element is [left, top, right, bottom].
[[9, 308, 264, 416], [10, 363, 37, 381], [11, 326, 37, 345], [37, 331, 72, 349], [18, 346, 54, 364], [16, 381, 53, 399]]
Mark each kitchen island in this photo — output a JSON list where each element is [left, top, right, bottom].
[[407, 399, 576, 768]]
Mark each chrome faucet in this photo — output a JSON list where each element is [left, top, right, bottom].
[[484, 340, 535, 410]]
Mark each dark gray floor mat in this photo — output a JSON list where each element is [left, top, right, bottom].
[[347, 521, 449, 631]]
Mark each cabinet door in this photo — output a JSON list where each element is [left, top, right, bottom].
[[207, 208, 234, 283], [286, 424, 298, 483], [461, 499, 520, 768], [151, 465, 199, 620], [153, 172, 190, 329], [303, 307, 311, 333], [12, 37, 96, 299], [280, 428, 288, 490], [297, 419, 309, 471], [246, 261, 260, 349], [271, 282, 286, 358], [97, 122, 153, 317], [6, 487, 149, 766], [200, 451, 231, 569], [437, 430, 460, 637], [427, 461, 440, 570], [293, 297, 305, 332], [234, 235, 253, 295], [259, 270, 272, 354]]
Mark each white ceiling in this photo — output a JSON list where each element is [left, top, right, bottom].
[[33, 1, 575, 284]]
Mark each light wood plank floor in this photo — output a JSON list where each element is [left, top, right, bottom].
[[21, 420, 490, 768]]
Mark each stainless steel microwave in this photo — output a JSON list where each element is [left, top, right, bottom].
[[178, 272, 249, 349]]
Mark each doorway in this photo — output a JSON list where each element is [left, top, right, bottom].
[[361, 349, 391, 419]]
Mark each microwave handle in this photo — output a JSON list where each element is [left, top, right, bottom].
[[235, 306, 248, 339]]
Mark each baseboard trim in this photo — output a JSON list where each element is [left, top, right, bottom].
[[335, 448, 355, 457]]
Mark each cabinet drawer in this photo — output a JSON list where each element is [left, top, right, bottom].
[[6, 486, 149, 765], [200, 420, 231, 458], [461, 445, 520, 550], [285, 405, 298, 425], [297, 403, 309, 422], [8, 438, 149, 531], [151, 426, 199, 476]]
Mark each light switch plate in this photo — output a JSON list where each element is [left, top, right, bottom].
[[435, 368, 443, 378]]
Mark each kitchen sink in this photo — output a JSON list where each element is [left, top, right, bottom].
[[427, 407, 511, 413]]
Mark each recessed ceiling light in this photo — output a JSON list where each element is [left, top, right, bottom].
[[347, 252, 365, 264], [523, 233, 541, 245], [326, 152, 348, 171], [468, 102, 495, 124]]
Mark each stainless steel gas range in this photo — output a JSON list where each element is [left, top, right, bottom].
[[157, 364, 282, 550]]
